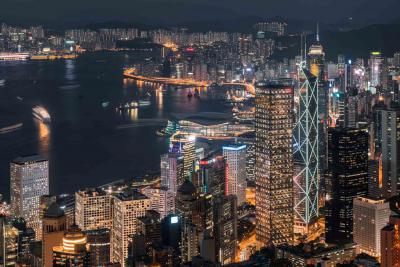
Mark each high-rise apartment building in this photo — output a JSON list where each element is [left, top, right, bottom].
[[325, 128, 368, 243], [75, 188, 112, 231], [353, 197, 390, 257], [111, 190, 150, 267], [10, 155, 49, 240], [223, 145, 247, 205], [255, 82, 294, 247]]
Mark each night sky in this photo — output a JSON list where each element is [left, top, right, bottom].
[[1, 0, 399, 26]]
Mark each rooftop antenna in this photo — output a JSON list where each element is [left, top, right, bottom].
[[316, 21, 320, 43], [304, 34, 307, 62], [300, 33, 303, 60]]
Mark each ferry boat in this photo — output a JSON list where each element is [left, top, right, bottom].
[[32, 106, 51, 123], [0, 53, 30, 61]]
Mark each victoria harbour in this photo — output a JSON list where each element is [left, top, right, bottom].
[[0, 52, 230, 197]]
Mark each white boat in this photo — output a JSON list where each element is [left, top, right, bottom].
[[0, 123, 23, 134], [138, 100, 151, 106], [32, 106, 51, 123], [0, 79, 5, 86]]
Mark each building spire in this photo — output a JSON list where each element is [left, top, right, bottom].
[[316, 21, 320, 43]]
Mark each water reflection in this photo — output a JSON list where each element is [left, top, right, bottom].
[[65, 60, 76, 82], [36, 120, 51, 157]]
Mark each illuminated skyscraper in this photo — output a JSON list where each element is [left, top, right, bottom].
[[160, 153, 184, 195], [325, 128, 368, 243], [293, 67, 319, 235], [381, 215, 400, 267], [255, 82, 294, 247], [111, 190, 150, 267], [170, 134, 196, 180], [10, 155, 49, 240], [380, 104, 400, 197], [142, 186, 175, 218], [353, 197, 390, 258], [75, 188, 112, 231], [369, 52, 382, 89], [199, 156, 227, 198], [52, 225, 90, 266], [0, 216, 18, 267], [42, 203, 67, 267], [223, 144, 247, 205], [308, 29, 327, 177]]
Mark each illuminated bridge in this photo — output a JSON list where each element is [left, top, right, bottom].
[[123, 68, 255, 95]]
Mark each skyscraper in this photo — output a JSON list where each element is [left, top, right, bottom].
[[169, 134, 196, 180], [10, 155, 49, 240], [255, 82, 294, 247], [369, 51, 382, 90], [223, 144, 247, 205], [160, 153, 184, 195], [175, 180, 200, 263], [75, 188, 112, 231], [42, 202, 67, 267], [111, 190, 150, 267], [52, 225, 90, 266], [293, 67, 319, 235], [353, 197, 390, 258], [85, 228, 111, 266], [380, 104, 400, 197], [308, 29, 328, 178], [0, 216, 18, 267], [380, 215, 400, 267], [142, 186, 175, 218], [325, 128, 368, 243], [212, 195, 237, 265], [199, 156, 227, 198]]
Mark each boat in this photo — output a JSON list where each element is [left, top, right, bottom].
[[16, 96, 23, 101], [117, 101, 139, 110], [0, 53, 29, 61], [156, 128, 172, 137], [0, 123, 23, 134], [0, 79, 5, 86], [32, 106, 51, 123], [138, 100, 151, 107], [102, 102, 110, 108]]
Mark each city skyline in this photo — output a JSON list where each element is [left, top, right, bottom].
[[0, 6, 400, 266]]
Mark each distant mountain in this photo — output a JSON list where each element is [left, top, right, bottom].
[[272, 23, 400, 61]]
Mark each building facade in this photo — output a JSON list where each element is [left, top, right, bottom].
[[111, 190, 150, 267], [255, 82, 294, 247], [353, 197, 390, 257], [223, 145, 247, 205], [10, 155, 49, 240], [75, 188, 112, 231]]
